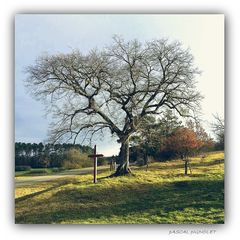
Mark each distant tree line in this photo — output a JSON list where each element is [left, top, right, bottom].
[[15, 142, 93, 169]]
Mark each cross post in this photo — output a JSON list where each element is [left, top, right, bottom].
[[88, 145, 104, 183]]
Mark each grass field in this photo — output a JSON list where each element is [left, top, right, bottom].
[[15, 151, 224, 224]]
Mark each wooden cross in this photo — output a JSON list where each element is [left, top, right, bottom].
[[88, 145, 104, 183]]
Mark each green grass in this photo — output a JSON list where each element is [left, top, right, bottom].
[[15, 151, 224, 224]]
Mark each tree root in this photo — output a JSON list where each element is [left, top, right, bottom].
[[110, 163, 132, 177]]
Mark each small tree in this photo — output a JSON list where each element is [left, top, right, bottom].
[[130, 110, 182, 164], [164, 127, 201, 174], [186, 120, 214, 153]]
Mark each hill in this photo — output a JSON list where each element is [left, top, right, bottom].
[[15, 151, 224, 224]]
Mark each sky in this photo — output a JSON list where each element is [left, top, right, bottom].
[[15, 14, 224, 156]]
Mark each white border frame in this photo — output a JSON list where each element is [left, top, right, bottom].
[[1, 1, 238, 240]]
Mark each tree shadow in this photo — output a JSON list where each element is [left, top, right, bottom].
[[15, 180, 73, 204], [15, 178, 224, 224], [145, 158, 224, 171], [191, 158, 224, 168]]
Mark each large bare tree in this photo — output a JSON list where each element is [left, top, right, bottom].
[[25, 36, 202, 176]]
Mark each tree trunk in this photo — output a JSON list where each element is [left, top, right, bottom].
[[113, 138, 132, 176], [144, 152, 149, 171], [184, 160, 188, 175]]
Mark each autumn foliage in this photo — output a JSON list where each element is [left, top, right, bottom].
[[164, 127, 202, 159]]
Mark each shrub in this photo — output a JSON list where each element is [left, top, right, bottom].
[[28, 169, 49, 174], [63, 148, 92, 169], [51, 167, 63, 173], [97, 158, 108, 166], [81, 160, 92, 168], [15, 165, 31, 171], [136, 158, 145, 166]]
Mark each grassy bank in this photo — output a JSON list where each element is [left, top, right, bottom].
[[15, 151, 224, 224]]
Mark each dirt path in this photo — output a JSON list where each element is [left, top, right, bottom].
[[15, 166, 109, 187]]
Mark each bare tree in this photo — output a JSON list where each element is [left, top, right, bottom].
[[211, 114, 224, 150], [25, 36, 202, 176]]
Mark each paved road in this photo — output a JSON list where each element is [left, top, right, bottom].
[[15, 166, 109, 187]]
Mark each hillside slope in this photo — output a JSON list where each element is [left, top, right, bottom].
[[15, 151, 224, 224]]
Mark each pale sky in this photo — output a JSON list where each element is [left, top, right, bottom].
[[15, 14, 224, 156]]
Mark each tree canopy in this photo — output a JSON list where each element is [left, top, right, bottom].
[[164, 127, 201, 159], [25, 36, 202, 175]]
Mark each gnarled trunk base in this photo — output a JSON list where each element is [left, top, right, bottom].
[[112, 162, 132, 176], [111, 138, 132, 177]]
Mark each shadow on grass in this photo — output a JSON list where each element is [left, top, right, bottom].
[[15, 180, 74, 204], [191, 158, 224, 167], [15, 178, 224, 224], [146, 158, 224, 171]]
